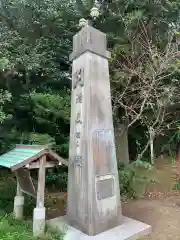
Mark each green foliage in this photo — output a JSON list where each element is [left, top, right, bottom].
[[0, 0, 179, 161], [0, 57, 9, 70], [0, 170, 64, 239], [0, 0, 77, 76], [175, 125, 180, 141], [0, 90, 11, 123], [0, 214, 63, 240], [108, 0, 180, 160], [0, 172, 16, 216], [30, 90, 71, 155], [23, 196, 36, 219], [0, 171, 36, 218], [30, 91, 70, 123], [28, 133, 55, 146], [173, 181, 180, 190], [44, 227, 64, 240], [0, 0, 75, 155], [118, 161, 153, 198], [0, 215, 34, 240], [0, 0, 179, 202], [46, 167, 68, 192]]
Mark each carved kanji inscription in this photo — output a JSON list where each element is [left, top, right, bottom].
[[73, 68, 84, 89]]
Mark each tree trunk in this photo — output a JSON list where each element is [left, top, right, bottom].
[[176, 143, 180, 162], [137, 139, 151, 161], [137, 127, 155, 164], [115, 124, 129, 164], [149, 127, 155, 165]]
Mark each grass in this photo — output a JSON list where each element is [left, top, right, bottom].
[[0, 214, 64, 240], [0, 214, 34, 240], [0, 170, 64, 240]]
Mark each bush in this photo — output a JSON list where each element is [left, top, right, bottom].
[[0, 214, 34, 240], [118, 160, 153, 199], [0, 173, 16, 216], [0, 172, 36, 218], [0, 214, 64, 240], [46, 167, 68, 192]]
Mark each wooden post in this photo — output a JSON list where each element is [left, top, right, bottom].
[[33, 155, 46, 236], [16, 181, 23, 196], [13, 181, 24, 219], [36, 156, 46, 207]]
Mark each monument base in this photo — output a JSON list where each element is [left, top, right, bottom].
[[47, 216, 151, 240]]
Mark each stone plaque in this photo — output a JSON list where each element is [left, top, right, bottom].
[[96, 177, 115, 200], [92, 129, 115, 175], [15, 168, 37, 198]]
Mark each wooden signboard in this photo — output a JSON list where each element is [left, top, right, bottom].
[[15, 168, 37, 198]]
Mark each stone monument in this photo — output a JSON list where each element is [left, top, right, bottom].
[[48, 6, 151, 240], [67, 23, 122, 235]]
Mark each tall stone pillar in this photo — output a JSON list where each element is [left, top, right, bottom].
[[67, 25, 122, 236], [48, 24, 151, 240]]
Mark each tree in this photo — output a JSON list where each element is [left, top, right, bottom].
[[0, 90, 11, 123], [0, 0, 180, 163], [67, 0, 180, 163], [0, 0, 78, 155], [110, 15, 180, 163]]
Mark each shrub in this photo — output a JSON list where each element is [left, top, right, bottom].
[[0, 172, 36, 218], [0, 214, 34, 240], [46, 167, 68, 192], [0, 173, 16, 216], [0, 214, 64, 240], [118, 160, 153, 199]]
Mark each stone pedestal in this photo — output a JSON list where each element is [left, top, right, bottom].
[[33, 207, 46, 236], [48, 216, 151, 240], [13, 195, 24, 219]]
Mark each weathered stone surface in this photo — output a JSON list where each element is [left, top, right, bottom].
[[67, 25, 121, 236], [115, 124, 129, 164], [33, 207, 46, 236], [96, 177, 115, 200], [69, 25, 110, 61], [47, 216, 151, 240], [13, 196, 24, 219], [66, 24, 151, 238]]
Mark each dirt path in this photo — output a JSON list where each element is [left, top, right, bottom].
[[123, 196, 180, 239], [46, 157, 180, 239], [122, 157, 180, 240]]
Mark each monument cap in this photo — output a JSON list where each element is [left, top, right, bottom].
[[69, 25, 110, 61]]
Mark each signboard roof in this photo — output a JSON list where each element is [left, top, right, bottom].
[[0, 144, 68, 170]]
